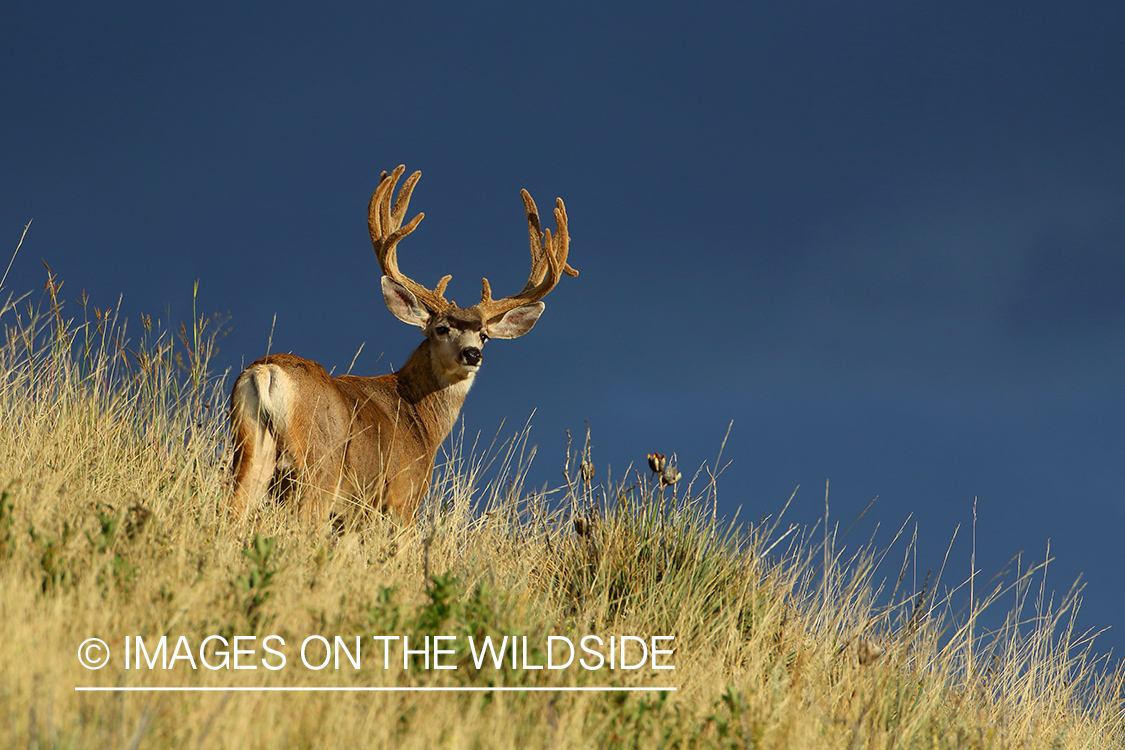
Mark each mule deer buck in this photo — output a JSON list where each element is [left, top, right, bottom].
[[229, 165, 577, 524]]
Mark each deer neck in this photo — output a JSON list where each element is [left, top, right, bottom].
[[393, 339, 473, 445]]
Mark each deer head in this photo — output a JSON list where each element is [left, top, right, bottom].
[[368, 165, 579, 385]]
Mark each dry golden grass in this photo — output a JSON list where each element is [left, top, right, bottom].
[[0, 269, 1122, 748]]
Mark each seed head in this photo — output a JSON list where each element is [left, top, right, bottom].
[[660, 465, 682, 486]]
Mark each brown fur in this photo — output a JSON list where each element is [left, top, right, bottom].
[[229, 340, 470, 524]]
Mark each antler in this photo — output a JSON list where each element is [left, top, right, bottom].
[[368, 165, 452, 313], [473, 189, 579, 323]]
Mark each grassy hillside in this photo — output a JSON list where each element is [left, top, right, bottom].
[[1, 273, 1122, 749]]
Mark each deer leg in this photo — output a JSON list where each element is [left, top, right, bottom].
[[231, 429, 278, 518], [229, 370, 283, 520], [300, 464, 342, 530], [286, 421, 345, 533]]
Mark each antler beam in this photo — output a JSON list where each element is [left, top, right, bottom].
[[368, 165, 451, 313], [369, 165, 578, 320], [474, 189, 579, 323]]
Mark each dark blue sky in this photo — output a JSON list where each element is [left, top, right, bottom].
[[3, 2, 1124, 656]]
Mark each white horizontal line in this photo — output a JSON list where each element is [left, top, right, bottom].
[[75, 686, 676, 693]]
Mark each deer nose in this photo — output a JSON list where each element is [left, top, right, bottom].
[[461, 347, 482, 366]]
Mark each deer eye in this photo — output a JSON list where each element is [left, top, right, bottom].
[[480, 333, 490, 343], [434, 325, 450, 335]]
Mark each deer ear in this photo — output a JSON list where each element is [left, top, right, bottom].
[[382, 276, 431, 328], [487, 302, 545, 339]]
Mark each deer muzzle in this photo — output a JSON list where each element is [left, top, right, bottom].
[[460, 347, 482, 367]]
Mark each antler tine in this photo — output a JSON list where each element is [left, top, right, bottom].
[[474, 189, 579, 322], [523, 190, 547, 289], [368, 165, 452, 313], [552, 197, 579, 279]]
